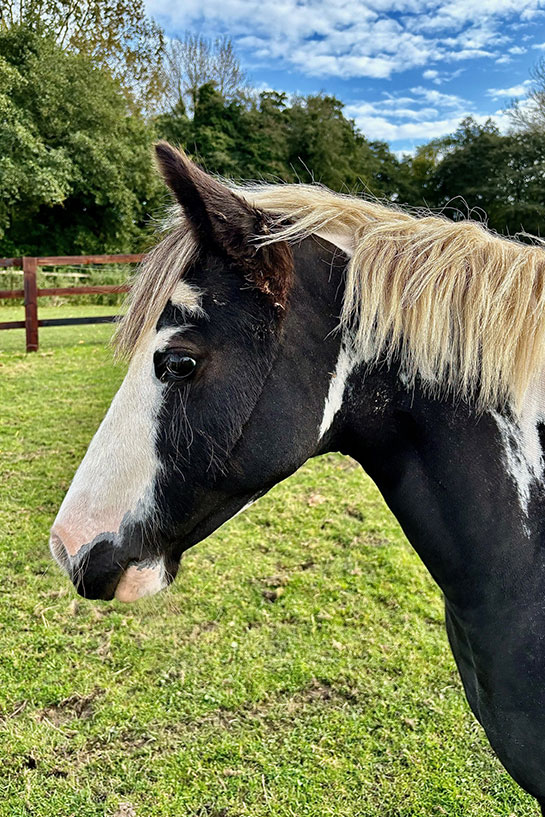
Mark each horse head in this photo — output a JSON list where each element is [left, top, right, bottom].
[[50, 143, 347, 600]]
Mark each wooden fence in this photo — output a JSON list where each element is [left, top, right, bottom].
[[0, 254, 144, 352]]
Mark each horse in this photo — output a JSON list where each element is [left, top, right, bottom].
[[50, 141, 545, 811]]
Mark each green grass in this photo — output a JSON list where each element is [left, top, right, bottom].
[[0, 306, 538, 816]]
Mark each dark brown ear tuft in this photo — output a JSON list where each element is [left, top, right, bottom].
[[154, 141, 294, 309], [242, 232, 294, 310]]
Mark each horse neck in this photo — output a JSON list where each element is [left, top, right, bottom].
[[335, 363, 545, 614], [325, 348, 545, 801]]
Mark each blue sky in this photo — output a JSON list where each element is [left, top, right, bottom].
[[145, 0, 545, 153]]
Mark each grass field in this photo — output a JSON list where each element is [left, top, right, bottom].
[[0, 305, 538, 816]]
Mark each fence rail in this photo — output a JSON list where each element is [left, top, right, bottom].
[[0, 254, 144, 352]]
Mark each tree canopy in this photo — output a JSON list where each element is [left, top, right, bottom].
[[162, 34, 246, 115], [2, 7, 545, 256], [402, 117, 545, 237], [0, 25, 161, 255], [1, 0, 165, 110], [153, 85, 411, 203]]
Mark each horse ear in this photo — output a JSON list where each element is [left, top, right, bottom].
[[154, 142, 293, 308]]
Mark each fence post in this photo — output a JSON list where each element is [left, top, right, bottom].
[[23, 256, 39, 352]]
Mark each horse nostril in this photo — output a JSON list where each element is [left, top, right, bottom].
[[71, 536, 127, 601], [49, 531, 70, 571]]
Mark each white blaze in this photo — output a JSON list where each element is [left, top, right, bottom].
[[314, 230, 357, 442], [51, 327, 172, 557], [50, 280, 205, 602]]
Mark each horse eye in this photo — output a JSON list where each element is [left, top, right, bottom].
[[163, 354, 197, 382]]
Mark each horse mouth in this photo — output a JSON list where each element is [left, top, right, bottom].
[[50, 530, 178, 602], [113, 558, 172, 602]]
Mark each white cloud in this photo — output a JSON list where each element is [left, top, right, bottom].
[[347, 106, 510, 142], [410, 86, 468, 107], [422, 67, 465, 84], [349, 113, 462, 141], [488, 80, 532, 98], [345, 85, 511, 144], [148, 0, 538, 147], [146, 0, 545, 80]]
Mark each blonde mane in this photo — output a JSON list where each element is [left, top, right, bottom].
[[116, 183, 545, 410]]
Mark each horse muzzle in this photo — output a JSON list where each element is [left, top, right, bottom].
[[49, 527, 177, 602]]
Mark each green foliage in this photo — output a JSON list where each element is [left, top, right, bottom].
[[401, 140, 443, 205], [0, 25, 162, 256], [155, 88, 412, 200], [429, 118, 506, 219], [154, 100, 192, 150], [1, 0, 166, 111], [285, 94, 363, 187], [414, 117, 545, 236], [191, 82, 244, 176], [3, 16, 545, 257]]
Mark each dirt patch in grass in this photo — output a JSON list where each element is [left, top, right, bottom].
[[38, 689, 103, 727]]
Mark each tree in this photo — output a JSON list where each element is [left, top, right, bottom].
[[155, 83, 412, 200], [0, 25, 162, 255], [162, 33, 247, 115], [244, 91, 292, 180], [283, 94, 408, 199], [0, 0, 165, 111], [366, 140, 414, 202], [421, 117, 545, 236], [510, 58, 545, 132], [401, 140, 445, 207], [154, 99, 191, 150], [188, 82, 241, 175], [429, 118, 506, 221]]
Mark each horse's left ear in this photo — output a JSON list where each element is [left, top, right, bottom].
[[155, 141, 293, 308]]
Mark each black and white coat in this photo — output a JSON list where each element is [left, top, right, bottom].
[[51, 144, 545, 811]]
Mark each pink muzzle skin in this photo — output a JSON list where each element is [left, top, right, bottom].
[[114, 562, 167, 602], [49, 521, 168, 603], [50, 499, 126, 558]]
